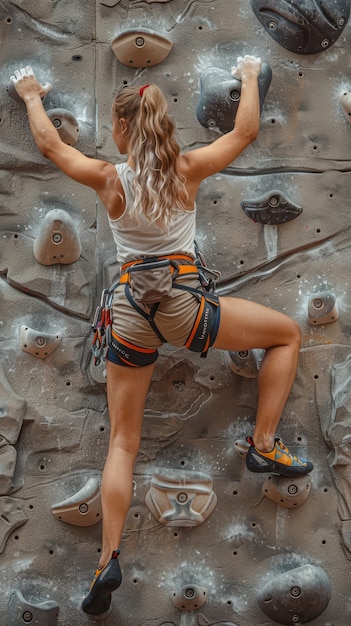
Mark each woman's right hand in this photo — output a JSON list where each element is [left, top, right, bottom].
[[231, 55, 261, 81], [10, 66, 52, 102]]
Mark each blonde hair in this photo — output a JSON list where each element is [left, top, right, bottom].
[[112, 84, 188, 232]]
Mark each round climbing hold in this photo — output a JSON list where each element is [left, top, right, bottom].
[[46, 108, 79, 146]]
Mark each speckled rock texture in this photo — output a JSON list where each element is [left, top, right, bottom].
[[1, 0, 351, 624]]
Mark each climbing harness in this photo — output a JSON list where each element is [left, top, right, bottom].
[[91, 244, 221, 366]]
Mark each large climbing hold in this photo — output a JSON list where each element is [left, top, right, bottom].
[[241, 190, 303, 224], [46, 109, 79, 146], [250, 0, 350, 55], [51, 476, 102, 527], [33, 209, 81, 266], [145, 468, 217, 527], [7, 589, 59, 625], [111, 28, 173, 67], [257, 563, 331, 624], [196, 63, 272, 133]]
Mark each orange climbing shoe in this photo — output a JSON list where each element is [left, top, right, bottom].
[[246, 436, 313, 477], [81, 549, 122, 619]]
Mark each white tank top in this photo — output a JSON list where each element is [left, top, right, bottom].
[[108, 163, 196, 264]]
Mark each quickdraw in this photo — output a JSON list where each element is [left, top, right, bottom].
[[91, 284, 117, 366]]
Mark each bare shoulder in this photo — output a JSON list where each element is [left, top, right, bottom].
[[97, 162, 125, 219]]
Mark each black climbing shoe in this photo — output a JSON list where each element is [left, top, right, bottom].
[[82, 549, 122, 619]]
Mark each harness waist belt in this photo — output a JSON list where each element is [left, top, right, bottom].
[[119, 255, 199, 284]]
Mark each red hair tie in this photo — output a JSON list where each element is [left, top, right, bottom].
[[139, 84, 150, 97]]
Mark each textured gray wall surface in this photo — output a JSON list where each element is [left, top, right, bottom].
[[1, 0, 351, 624]]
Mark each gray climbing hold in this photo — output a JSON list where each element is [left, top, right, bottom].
[[308, 290, 339, 325], [6, 81, 47, 104], [33, 208, 81, 266], [0, 447, 17, 495], [0, 368, 26, 446], [241, 191, 303, 224], [0, 497, 27, 551], [250, 0, 350, 55], [51, 476, 101, 527], [111, 28, 173, 67], [145, 468, 217, 527], [257, 564, 331, 624], [229, 349, 265, 378], [20, 325, 61, 359], [172, 584, 208, 611], [46, 108, 79, 146], [7, 589, 59, 626], [196, 63, 272, 133], [262, 474, 311, 508]]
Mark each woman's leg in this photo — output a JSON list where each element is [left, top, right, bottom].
[[213, 297, 301, 452], [99, 359, 155, 567], [82, 360, 155, 618]]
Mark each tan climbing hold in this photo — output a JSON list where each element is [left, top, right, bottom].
[[308, 290, 339, 325], [111, 29, 173, 68], [46, 108, 79, 146], [20, 325, 61, 359], [33, 208, 81, 265], [340, 92, 351, 124], [145, 468, 217, 527], [51, 476, 101, 527], [262, 474, 311, 509]]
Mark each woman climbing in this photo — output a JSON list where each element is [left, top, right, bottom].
[[11, 56, 313, 619]]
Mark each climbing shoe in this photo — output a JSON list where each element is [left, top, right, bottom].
[[82, 549, 122, 619], [246, 436, 313, 477]]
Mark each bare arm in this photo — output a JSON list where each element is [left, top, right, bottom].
[[10, 67, 118, 201], [181, 55, 262, 182]]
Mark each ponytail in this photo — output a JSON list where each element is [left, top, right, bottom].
[[112, 84, 187, 231]]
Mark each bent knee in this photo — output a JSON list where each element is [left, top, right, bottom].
[[287, 317, 301, 347]]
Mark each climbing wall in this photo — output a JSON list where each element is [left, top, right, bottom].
[[1, 0, 351, 624]]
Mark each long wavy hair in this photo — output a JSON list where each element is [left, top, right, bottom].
[[111, 84, 188, 232]]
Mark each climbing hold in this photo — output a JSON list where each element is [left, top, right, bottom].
[[46, 108, 79, 146], [0, 367, 26, 446], [111, 28, 173, 67], [7, 589, 59, 626], [234, 438, 250, 459], [339, 91, 351, 123], [229, 349, 265, 377], [241, 191, 303, 225], [172, 584, 208, 611], [0, 447, 17, 495], [33, 208, 81, 265], [196, 63, 272, 133], [262, 474, 311, 508], [0, 497, 27, 551], [20, 325, 61, 359], [257, 564, 331, 624], [308, 290, 339, 325], [250, 0, 350, 55], [145, 468, 217, 527], [6, 81, 47, 104], [51, 476, 101, 527]]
